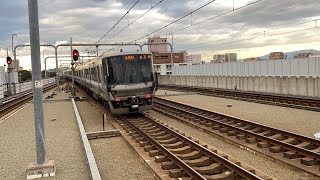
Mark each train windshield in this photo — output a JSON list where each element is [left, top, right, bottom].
[[107, 54, 152, 85]]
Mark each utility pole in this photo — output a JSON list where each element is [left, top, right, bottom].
[[70, 37, 75, 96], [12, 34, 17, 56], [43, 50, 46, 78], [26, 0, 55, 178]]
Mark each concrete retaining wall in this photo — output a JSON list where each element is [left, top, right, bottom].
[[159, 75, 320, 98]]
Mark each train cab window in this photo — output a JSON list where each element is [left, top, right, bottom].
[[139, 60, 152, 82], [107, 56, 123, 84]]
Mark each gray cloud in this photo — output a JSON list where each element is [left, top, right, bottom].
[[0, 0, 319, 62]]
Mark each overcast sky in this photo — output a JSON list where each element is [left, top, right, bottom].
[[0, 0, 319, 70]]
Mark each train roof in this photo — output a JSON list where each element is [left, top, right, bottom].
[[63, 51, 152, 73], [99, 51, 152, 59]]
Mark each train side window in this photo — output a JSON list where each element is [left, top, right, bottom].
[[96, 66, 100, 82], [91, 67, 97, 81]]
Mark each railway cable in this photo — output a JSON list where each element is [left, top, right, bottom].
[[101, 0, 166, 45], [85, 0, 141, 51], [186, 22, 319, 50]]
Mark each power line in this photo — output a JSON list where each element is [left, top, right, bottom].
[[131, 0, 218, 42], [187, 21, 319, 50], [193, 19, 317, 47], [171, 0, 264, 35], [105, 0, 219, 53], [86, 0, 141, 51], [171, 0, 318, 38], [101, 0, 166, 44]]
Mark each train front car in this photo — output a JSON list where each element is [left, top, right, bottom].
[[103, 52, 156, 114]]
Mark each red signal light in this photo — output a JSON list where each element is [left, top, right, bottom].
[[6, 56, 12, 65], [72, 49, 79, 61]]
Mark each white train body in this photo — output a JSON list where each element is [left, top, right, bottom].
[[64, 52, 157, 114]]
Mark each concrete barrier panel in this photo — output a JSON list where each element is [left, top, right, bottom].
[[281, 77, 289, 95], [266, 77, 273, 93], [307, 78, 315, 97], [205, 76, 210, 87], [273, 77, 282, 94], [247, 77, 253, 91], [297, 77, 307, 96], [288, 77, 297, 95], [317, 78, 320, 97], [211, 76, 214, 88], [259, 77, 267, 92], [253, 77, 260, 92]]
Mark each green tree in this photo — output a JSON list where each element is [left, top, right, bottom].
[[19, 70, 32, 82], [42, 70, 57, 78]]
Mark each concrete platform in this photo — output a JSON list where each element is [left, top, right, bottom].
[[0, 90, 90, 179]]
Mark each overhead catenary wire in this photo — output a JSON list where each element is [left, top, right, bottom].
[[105, 0, 219, 53], [187, 24, 319, 50], [101, 0, 166, 44], [85, 0, 141, 51], [192, 19, 318, 48], [131, 0, 218, 42], [170, 0, 318, 39]]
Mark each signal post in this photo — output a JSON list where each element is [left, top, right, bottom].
[[6, 57, 13, 96]]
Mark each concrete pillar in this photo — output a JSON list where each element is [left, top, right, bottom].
[[267, 77, 273, 93], [282, 77, 289, 95], [297, 77, 308, 96], [260, 77, 267, 92], [253, 77, 259, 92], [274, 77, 281, 94], [307, 77, 315, 97]]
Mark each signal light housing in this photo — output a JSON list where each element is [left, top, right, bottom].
[[72, 49, 79, 61], [6, 56, 12, 65]]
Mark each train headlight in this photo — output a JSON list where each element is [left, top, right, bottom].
[[111, 91, 117, 95]]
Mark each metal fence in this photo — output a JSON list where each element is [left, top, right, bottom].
[[0, 78, 56, 99], [173, 57, 320, 78]]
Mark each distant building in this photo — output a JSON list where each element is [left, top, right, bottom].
[[148, 35, 168, 53], [225, 53, 237, 62], [152, 51, 187, 64], [294, 53, 314, 58], [185, 54, 201, 63], [154, 62, 202, 75], [212, 54, 225, 63], [212, 53, 237, 63], [269, 52, 285, 60], [244, 57, 261, 62]]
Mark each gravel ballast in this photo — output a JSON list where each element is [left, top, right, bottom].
[[156, 89, 320, 137], [148, 110, 319, 180]]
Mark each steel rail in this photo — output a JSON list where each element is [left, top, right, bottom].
[[124, 116, 206, 180], [160, 85, 320, 111], [154, 98, 320, 161], [145, 115, 264, 179], [125, 115, 264, 179]]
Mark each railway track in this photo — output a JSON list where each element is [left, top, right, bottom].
[[112, 114, 273, 180], [0, 82, 61, 118], [153, 97, 320, 177], [160, 85, 320, 112]]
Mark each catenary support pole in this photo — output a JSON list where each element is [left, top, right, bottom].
[[55, 47, 59, 89], [71, 37, 75, 96], [28, 0, 46, 165]]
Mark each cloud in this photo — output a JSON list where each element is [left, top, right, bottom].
[[0, 0, 319, 69]]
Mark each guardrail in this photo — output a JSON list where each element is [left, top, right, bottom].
[[0, 78, 56, 99]]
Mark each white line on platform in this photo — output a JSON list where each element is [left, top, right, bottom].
[[71, 98, 102, 180], [0, 102, 31, 125]]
